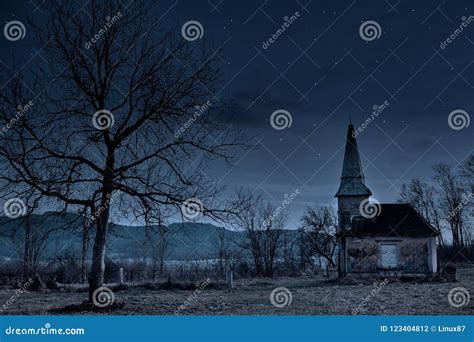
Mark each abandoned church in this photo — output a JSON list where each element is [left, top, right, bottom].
[[335, 122, 439, 278]]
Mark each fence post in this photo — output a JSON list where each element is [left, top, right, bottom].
[[225, 265, 234, 288], [119, 267, 124, 285]]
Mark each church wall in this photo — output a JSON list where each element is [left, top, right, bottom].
[[427, 236, 438, 273], [337, 196, 367, 230], [345, 236, 435, 277]]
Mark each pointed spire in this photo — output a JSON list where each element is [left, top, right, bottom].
[[335, 123, 372, 197]]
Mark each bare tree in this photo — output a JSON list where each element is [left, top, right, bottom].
[[213, 227, 230, 276], [461, 153, 474, 190], [79, 206, 92, 283], [6, 209, 79, 282], [462, 155, 474, 244], [0, 190, 68, 281], [461, 154, 474, 220], [0, 1, 245, 302], [232, 192, 284, 278], [433, 163, 468, 248], [398, 178, 445, 246], [297, 227, 311, 270], [281, 231, 297, 274], [151, 224, 171, 279], [299, 205, 337, 269]]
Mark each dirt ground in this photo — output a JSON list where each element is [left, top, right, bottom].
[[1, 266, 473, 315]]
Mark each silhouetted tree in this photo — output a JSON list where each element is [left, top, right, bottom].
[[232, 192, 284, 277], [433, 163, 469, 248], [300, 205, 337, 268], [398, 178, 445, 246], [0, 0, 245, 303], [213, 227, 230, 276]]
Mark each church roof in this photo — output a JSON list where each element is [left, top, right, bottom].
[[348, 204, 440, 237], [335, 123, 372, 197]]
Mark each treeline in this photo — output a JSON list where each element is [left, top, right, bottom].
[[398, 154, 474, 250], [0, 188, 341, 285]]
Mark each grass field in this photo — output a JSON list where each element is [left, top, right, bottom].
[[1, 266, 473, 315]]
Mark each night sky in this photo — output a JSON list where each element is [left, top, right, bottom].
[[1, 0, 473, 228]]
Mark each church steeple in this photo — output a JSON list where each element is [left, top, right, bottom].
[[335, 123, 372, 197]]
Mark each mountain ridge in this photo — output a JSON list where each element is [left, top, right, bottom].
[[0, 213, 298, 261]]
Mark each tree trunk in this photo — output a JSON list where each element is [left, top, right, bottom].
[[459, 222, 465, 248], [88, 220, 107, 301], [437, 228, 445, 247], [81, 219, 89, 284], [88, 196, 111, 302], [22, 214, 31, 281], [159, 257, 164, 275]]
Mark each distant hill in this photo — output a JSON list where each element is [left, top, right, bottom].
[[0, 213, 298, 262]]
